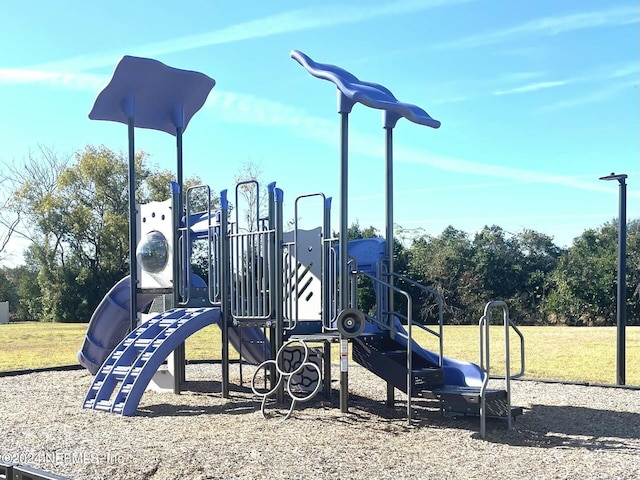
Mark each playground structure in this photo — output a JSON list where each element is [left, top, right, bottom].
[[78, 52, 525, 437]]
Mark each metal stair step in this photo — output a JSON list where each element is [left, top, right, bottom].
[[119, 384, 133, 395], [428, 385, 505, 397], [93, 400, 114, 412], [83, 307, 221, 415], [90, 381, 105, 391], [379, 349, 409, 361], [422, 385, 519, 419], [112, 366, 132, 377]]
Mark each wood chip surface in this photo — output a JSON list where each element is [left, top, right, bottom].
[[1, 363, 639, 480]]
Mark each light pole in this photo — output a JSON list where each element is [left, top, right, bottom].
[[599, 172, 627, 385]]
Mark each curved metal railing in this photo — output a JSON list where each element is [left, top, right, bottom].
[[478, 300, 525, 437]]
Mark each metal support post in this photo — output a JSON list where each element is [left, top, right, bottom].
[[617, 178, 628, 385], [274, 187, 285, 403], [599, 173, 628, 385], [220, 190, 231, 397], [127, 115, 138, 334], [339, 105, 350, 413], [173, 125, 186, 393], [267, 182, 277, 385], [384, 121, 396, 407], [169, 182, 184, 394]]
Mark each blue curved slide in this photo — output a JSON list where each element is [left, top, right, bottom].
[[78, 276, 157, 374], [362, 318, 484, 388], [78, 276, 269, 375]]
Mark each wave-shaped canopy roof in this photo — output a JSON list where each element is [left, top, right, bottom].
[[89, 56, 215, 136], [291, 50, 440, 129]]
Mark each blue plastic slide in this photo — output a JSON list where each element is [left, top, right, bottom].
[[78, 276, 269, 374], [362, 318, 484, 387], [77, 276, 157, 374], [396, 320, 483, 387]]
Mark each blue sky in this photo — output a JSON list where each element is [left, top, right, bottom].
[[1, 0, 638, 266]]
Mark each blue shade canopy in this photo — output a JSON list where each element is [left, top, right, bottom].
[[89, 56, 216, 136], [291, 50, 440, 129]]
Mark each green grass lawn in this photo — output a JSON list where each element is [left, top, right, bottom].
[[0, 322, 638, 386]]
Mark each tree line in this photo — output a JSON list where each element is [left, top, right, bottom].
[[0, 146, 638, 325], [348, 221, 639, 326]]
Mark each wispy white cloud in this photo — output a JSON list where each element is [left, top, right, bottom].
[[538, 79, 639, 112], [501, 71, 546, 83], [206, 90, 336, 144], [492, 61, 639, 101], [0, 68, 106, 90], [435, 4, 639, 49], [431, 59, 638, 105], [494, 80, 568, 96], [376, 143, 638, 196], [24, 0, 475, 74], [207, 88, 639, 198]]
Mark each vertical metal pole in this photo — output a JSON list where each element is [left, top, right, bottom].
[[267, 183, 278, 390], [385, 125, 395, 290], [171, 182, 181, 312], [173, 125, 185, 393], [617, 178, 627, 385], [220, 190, 230, 398], [384, 123, 395, 407], [339, 108, 350, 413], [170, 182, 183, 395], [274, 188, 285, 403], [176, 126, 184, 220], [406, 295, 413, 425], [385, 125, 395, 318], [600, 173, 628, 386], [127, 116, 138, 334]]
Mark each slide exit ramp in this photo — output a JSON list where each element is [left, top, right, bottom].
[[83, 307, 220, 416]]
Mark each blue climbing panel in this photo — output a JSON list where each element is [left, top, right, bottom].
[[83, 307, 221, 416]]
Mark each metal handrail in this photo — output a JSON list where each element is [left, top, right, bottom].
[[478, 300, 525, 438], [281, 243, 298, 331], [208, 227, 221, 303], [508, 321, 525, 379], [354, 268, 445, 425], [355, 273, 442, 426], [324, 238, 339, 330], [234, 180, 261, 232], [179, 184, 215, 306], [293, 193, 327, 330], [357, 271, 414, 424], [388, 271, 445, 364]]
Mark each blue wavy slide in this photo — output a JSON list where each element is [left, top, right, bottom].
[[361, 318, 484, 388], [78, 276, 269, 374]]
